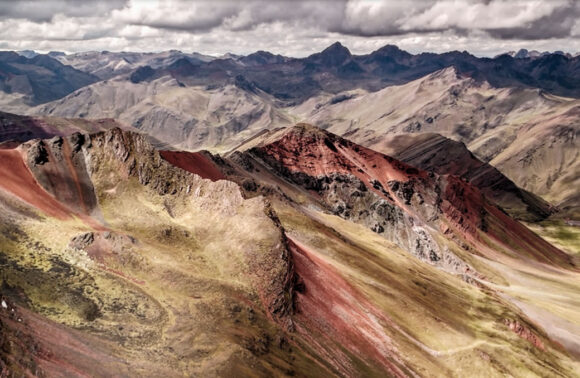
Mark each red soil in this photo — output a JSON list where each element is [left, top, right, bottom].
[[29, 139, 97, 217], [100, 266, 145, 286], [160, 150, 225, 181], [260, 126, 418, 185], [288, 236, 411, 377], [259, 126, 425, 216], [0, 300, 129, 377], [0, 146, 105, 231], [443, 176, 572, 266], [0, 148, 72, 220], [0, 141, 21, 150], [62, 140, 90, 214]]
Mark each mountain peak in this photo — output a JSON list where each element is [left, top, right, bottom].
[[322, 41, 350, 53], [277, 123, 340, 145], [372, 44, 411, 58], [312, 41, 352, 66]]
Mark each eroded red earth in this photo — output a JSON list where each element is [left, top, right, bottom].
[[257, 126, 574, 268], [160, 150, 225, 181], [288, 236, 411, 377], [0, 145, 105, 230], [0, 148, 72, 220]]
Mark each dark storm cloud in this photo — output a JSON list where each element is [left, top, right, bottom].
[[0, 0, 127, 22]]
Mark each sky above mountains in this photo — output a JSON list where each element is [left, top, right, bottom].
[[1, 0, 580, 56]]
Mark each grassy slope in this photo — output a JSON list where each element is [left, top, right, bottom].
[[0, 151, 328, 376], [273, 199, 580, 377], [1, 126, 580, 376]]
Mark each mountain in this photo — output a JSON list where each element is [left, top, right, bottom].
[[0, 128, 308, 376], [188, 124, 580, 367], [368, 132, 554, 222], [498, 49, 572, 60], [16, 50, 39, 59], [225, 124, 571, 268], [52, 50, 215, 80], [15, 49, 579, 219], [295, 67, 580, 217], [305, 41, 353, 67], [15, 43, 579, 163], [1, 39, 579, 377], [1, 124, 579, 376], [1, 42, 580, 116], [0, 110, 135, 145], [239, 51, 289, 66], [0, 52, 98, 108], [32, 75, 295, 151]]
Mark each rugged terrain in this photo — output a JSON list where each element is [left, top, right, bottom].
[[0, 127, 308, 376], [1, 124, 579, 376], [372, 132, 554, 221], [8, 49, 576, 222], [0, 52, 97, 110], [295, 67, 580, 217], [33, 76, 293, 151], [0, 42, 578, 156], [0, 41, 579, 377]]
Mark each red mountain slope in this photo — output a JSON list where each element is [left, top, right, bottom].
[[236, 124, 573, 269]]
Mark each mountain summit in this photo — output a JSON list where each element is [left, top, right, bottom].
[[308, 41, 352, 66]]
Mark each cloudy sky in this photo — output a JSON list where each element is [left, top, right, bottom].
[[1, 0, 580, 57]]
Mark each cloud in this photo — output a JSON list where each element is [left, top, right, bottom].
[[0, 0, 579, 56], [337, 0, 580, 40], [112, 0, 346, 33], [0, 0, 126, 22], [111, 0, 580, 41]]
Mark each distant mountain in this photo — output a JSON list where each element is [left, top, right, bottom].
[[238, 51, 289, 66], [16, 50, 38, 59], [375, 133, 554, 221], [498, 49, 574, 60], [295, 67, 580, 217], [0, 52, 98, 107], [117, 42, 580, 103], [0, 110, 136, 145], [2, 42, 580, 110], [33, 75, 295, 151], [52, 50, 215, 80]]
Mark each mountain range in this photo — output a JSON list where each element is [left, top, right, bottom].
[[0, 42, 579, 377]]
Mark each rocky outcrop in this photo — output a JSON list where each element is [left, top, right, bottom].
[[258, 204, 303, 331], [382, 133, 554, 221], [23, 135, 101, 218], [503, 319, 545, 350], [236, 124, 574, 271], [237, 126, 475, 274], [88, 128, 301, 330]]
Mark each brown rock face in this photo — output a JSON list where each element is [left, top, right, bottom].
[[159, 150, 226, 182]]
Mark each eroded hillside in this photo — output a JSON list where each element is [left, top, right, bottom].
[[1, 121, 579, 377]]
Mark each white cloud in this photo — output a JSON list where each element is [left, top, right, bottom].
[[403, 0, 567, 31], [0, 0, 579, 56]]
